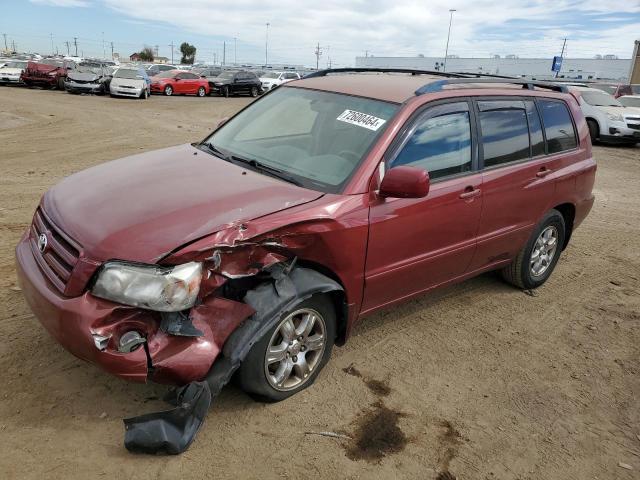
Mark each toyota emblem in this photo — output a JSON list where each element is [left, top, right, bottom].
[[38, 233, 48, 253]]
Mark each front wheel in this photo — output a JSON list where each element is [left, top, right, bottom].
[[250, 86, 258, 97], [197, 86, 206, 97], [237, 294, 336, 402], [221, 86, 229, 98], [587, 119, 599, 143], [501, 209, 566, 290], [57, 77, 65, 90], [164, 85, 173, 96]]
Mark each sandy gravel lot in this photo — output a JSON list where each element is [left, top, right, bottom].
[[0, 87, 638, 480]]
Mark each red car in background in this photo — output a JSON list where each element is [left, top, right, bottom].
[[150, 70, 209, 97], [21, 58, 74, 89]]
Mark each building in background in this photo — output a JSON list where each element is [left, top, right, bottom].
[[355, 55, 631, 81]]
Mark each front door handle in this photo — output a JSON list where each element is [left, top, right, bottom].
[[459, 187, 481, 199], [536, 167, 553, 178]]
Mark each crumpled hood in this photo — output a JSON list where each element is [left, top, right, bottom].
[[43, 144, 324, 264], [68, 70, 102, 82], [26, 62, 60, 74]]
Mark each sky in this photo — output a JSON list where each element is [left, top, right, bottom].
[[1, 0, 639, 66]]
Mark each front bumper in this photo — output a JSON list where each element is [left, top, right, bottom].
[[65, 80, 104, 94], [0, 75, 21, 83], [601, 120, 640, 143], [110, 85, 144, 97], [15, 232, 254, 385], [150, 83, 166, 93], [21, 75, 57, 86]]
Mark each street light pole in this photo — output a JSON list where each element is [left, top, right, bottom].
[[443, 8, 456, 73], [265, 22, 270, 66]]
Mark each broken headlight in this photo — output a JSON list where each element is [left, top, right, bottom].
[[92, 261, 202, 312]]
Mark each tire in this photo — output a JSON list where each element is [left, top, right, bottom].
[[501, 209, 566, 290], [587, 119, 599, 143], [237, 294, 336, 403], [197, 86, 206, 97], [164, 85, 173, 96], [250, 86, 258, 97], [57, 77, 65, 90], [221, 86, 229, 98]]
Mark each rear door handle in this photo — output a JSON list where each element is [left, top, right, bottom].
[[536, 167, 553, 178], [459, 187, 481, 199]]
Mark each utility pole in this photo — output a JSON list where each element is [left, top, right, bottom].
[[555, 38, 567, 78], [102, 32, 106, 59], [314, 43, 323, 70], [110, 42, 114, 60], [365, 50, 369, 58], [50, 33, 54, 56], [443, 9, 456, 72], [11, 40, 16, 53], [265, 23, 270, 66], [64, 41, 70, 55], [222, 41, 226, 66], [73, 36, 78, 56], [2, 33, 7, 51], [154, 44, 159, 57], [234, 37, 237, 65], [169, 42, 174, 64]]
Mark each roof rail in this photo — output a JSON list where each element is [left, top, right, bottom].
[[415, 78, 570, 95], [303, 67, 469, 79]]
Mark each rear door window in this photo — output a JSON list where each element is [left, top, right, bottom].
[[538, 100, 577, 154], [478, 100, 529, 167]]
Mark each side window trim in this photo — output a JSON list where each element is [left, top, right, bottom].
[[384, 98, 478, 183]]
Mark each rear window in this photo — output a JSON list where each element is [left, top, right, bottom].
[[478, 101, 529, 167], [538, 100, 577, 154]]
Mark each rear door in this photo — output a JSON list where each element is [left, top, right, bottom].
[[363, 100, 483, 312], [467, 97, 578, 271]]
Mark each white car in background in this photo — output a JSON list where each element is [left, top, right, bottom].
[[619, 95, 640, 109], [570, 86, 640, 145], [109, 66, 151, 99], [0, 60, 28, 84], [259, 71, 301, 91]]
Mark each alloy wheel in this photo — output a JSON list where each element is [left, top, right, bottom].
[[264, 308, 327, 391], [530, 225, 558, 277]]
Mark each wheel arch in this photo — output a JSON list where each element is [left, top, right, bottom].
[[552, 203, 576, 249]]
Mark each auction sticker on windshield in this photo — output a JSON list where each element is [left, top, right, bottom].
[[336, 109, 387, 131]]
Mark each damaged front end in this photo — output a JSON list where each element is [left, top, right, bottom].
[[120, 225, 344, 455]]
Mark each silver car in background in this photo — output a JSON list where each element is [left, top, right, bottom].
[[0, 60, 28, 85], [109, 67, 151, 99]]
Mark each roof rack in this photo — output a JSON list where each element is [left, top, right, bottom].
[[415, 78, 569, 95], [303, 67, 469, 79]]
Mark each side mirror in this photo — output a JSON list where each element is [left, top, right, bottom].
[[379, 166, 430, 199], [216, 117, 229, 129]]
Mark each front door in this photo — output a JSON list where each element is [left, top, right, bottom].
[[363, 100, 483, 313]]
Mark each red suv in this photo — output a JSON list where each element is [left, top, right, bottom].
[[21, 58, 74, 89], [15, 69, 595, 454], [149, 69, 209, 97]]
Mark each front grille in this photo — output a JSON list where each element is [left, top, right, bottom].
[[30, 208, 81, 293], [628, 123, 640, 131]]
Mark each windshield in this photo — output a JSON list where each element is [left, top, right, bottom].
[[217, 71, 235, 79], [619, 96, 640, 108], [262, 72, 281, 79], [155, 70, 177, 78], [582, 91, 622, 107], [114, 69, 143, 79], [204, 87, 398, 193], [592, 84, 616, 95], [5, 61, 27, 68]]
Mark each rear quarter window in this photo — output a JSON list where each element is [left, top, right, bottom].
[[538, 100, 577, 154]]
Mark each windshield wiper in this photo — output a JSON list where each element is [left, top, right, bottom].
[[227, 154, 302, 186], [198, 142, 233, 162]]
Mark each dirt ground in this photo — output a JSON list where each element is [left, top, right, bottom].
[[0, 87, 638, 480]]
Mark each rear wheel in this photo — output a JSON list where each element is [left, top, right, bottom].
[[164, 85, 173, 96], [57, 77, 65, 90], [237, 294, 336, 402], [587, 119, 599, 143], [501, 209, 566, 290], [197, 86, 206, 97], [250, 86, 258, 97], [221, 86, 229, 98]]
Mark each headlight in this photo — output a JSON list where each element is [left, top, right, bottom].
[[92, 261, 202, 312], [606, 112, 624, 122], [214, 82, 223, 86]]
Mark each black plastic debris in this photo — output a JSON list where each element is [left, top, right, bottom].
[[124, 381, 211, 455]]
